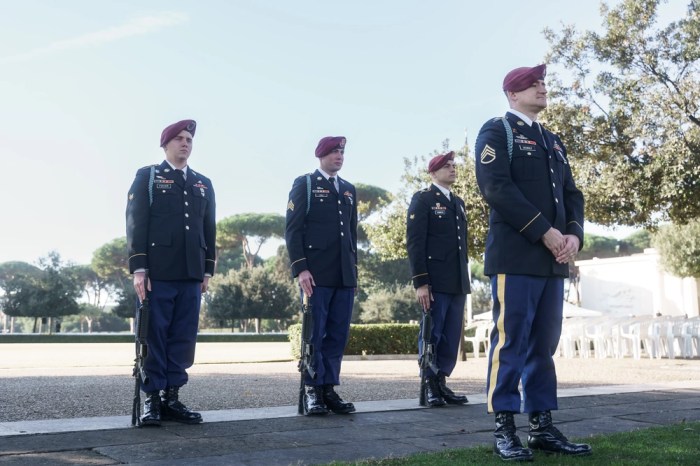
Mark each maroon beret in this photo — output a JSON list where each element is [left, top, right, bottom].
[[160, 119, 196, 147], [502, 64, 547, 92], [428, 151, 455, 173], [315, 136, 346, 158]]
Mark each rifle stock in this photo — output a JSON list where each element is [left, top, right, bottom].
[[418, 308, 439, 406], [131, 298, 150, 426], [297, 293, 317, 415]]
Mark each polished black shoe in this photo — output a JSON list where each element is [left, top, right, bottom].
[[494, 412, 534, 462], [438, 374, 468, 405], [303, 385, 329, 415], [322, 385, 356, 414], [139, 391, 162, 427], [424, 376, 446, 407], [528, 411, 592, 456], [160, 386, 203, 424]]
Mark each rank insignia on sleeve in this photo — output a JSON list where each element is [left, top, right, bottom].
[[287, 200, 294, 211], [480, 145, 496, 164], [128, 193, 134, 200], [409, 213, 415, 220]]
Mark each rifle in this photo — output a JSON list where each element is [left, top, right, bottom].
[[131, 298, 150, 426], [418, 308, 439, 406], [297, 293, 317, 415]]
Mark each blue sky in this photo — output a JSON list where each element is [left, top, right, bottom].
[[1, 1, 678, 265]]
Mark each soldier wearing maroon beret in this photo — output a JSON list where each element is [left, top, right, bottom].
[[474, 66, 590, 460], [285, 136, 358, 416], [126, 119, 216, 426], [406, 151, 471, 408]]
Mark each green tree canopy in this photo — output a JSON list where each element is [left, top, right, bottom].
[[217, 213, 285, 269], [652, 219, 700, 277], [1, 252, 82, 331], [543, 0, 700, 227]]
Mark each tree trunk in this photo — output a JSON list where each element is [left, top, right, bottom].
[[33, 317, 38, 333], [255, 317, 261, 334]]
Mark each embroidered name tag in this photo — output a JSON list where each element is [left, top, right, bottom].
[[518, 145, 536, 151], [156, 184, 172, 189], [431, 203, 447, 216]]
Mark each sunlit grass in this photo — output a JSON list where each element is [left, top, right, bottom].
[[330, 421, 700, 465]]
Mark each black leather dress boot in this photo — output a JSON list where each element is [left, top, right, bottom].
[[438, 374, 468, 404], [493, 412, 534, 462], [160, 386, 203, 424], [528, 411, 592, 456], [304, 385, 329, 415], [322, 385, 356, 414], [140, 391, 162, 427], [424, 376, 446, 407]]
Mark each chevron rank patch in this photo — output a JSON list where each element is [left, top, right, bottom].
[[287, 200, 294, 211], [480, 144, 496, 164]]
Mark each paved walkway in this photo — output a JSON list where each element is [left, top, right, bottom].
[[1, 343, 699, 464]]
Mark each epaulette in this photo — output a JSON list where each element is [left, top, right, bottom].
[[491, 117, 501, 123], [419, 187, 431, 193], [139, 164, 158, 171]]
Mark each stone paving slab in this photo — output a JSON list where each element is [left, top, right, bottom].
[[1, 385, 699, 465]]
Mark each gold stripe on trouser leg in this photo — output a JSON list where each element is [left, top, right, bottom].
[[487, 274, 507, 413]]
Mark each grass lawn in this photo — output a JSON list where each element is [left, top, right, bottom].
[[332, 421, 700, 465]]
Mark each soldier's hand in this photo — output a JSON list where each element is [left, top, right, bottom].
[[298, 270, 315, 297], [555, 234, 580, 264], [201, 276, 210, 293], [542, 227, 565, 257], [416, 285, 433, 311], [133, 272, 151, 302]]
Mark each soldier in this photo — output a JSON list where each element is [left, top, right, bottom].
[[406, 151, 471, 407], [474, 65, 591, 460], [285, 136, 358, 416], [126, 119, 216, 426]]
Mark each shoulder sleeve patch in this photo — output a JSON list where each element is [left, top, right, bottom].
[[480, 144, 496, 164]]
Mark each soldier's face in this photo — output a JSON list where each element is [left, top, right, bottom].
[[431, 160, 456, 186], [319, 148, 344, 175], [164, 130, 193, 166], [512, 80, 547, 113]]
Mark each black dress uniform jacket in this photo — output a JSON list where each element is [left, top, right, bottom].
[[474, 112, 584, 278], [126, 160, 216, 281], [406, 185, 470, 295], [285, 170, 357, 288]]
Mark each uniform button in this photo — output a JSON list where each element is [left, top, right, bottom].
[[428, 256, 432, 259], [457, 226, 460, 230], [458, 236, 461, 240], [340, 221, 344, 225], [151, 242, 155, 246], [308, 245, 312, 248], [320, 199, 324, 203], [162, 190, 166, 193], [552, 183, 556, 188], [338, 200, 341, 204], [185, 213, 189, 218], [340, 232, 344, 236], [185, 225, 190, 230], [555, 198, 559, 203], [550, 168, 554, 173], [184, 191, 188, 195], [338, 211, 342, 214], [185, 201, 189, 206], [527, 152, 532, 155], [459, 246, 462, 250]]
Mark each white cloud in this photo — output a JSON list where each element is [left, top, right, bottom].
[[0, 12, 188, 64]]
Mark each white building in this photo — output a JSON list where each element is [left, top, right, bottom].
[[576, 248, 699, 318]]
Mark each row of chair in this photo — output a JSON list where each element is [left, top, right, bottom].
[[557, 315, 700, 360]]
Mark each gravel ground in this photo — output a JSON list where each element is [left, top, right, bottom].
[[1, 342, 698, 423]]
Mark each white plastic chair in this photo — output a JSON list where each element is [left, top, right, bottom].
[[464, 322, 491, 359]]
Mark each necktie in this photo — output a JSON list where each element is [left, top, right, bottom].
[[175, 169, 186, 181], [535, 123, 548, 149], [329, 177, 338, 193]]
